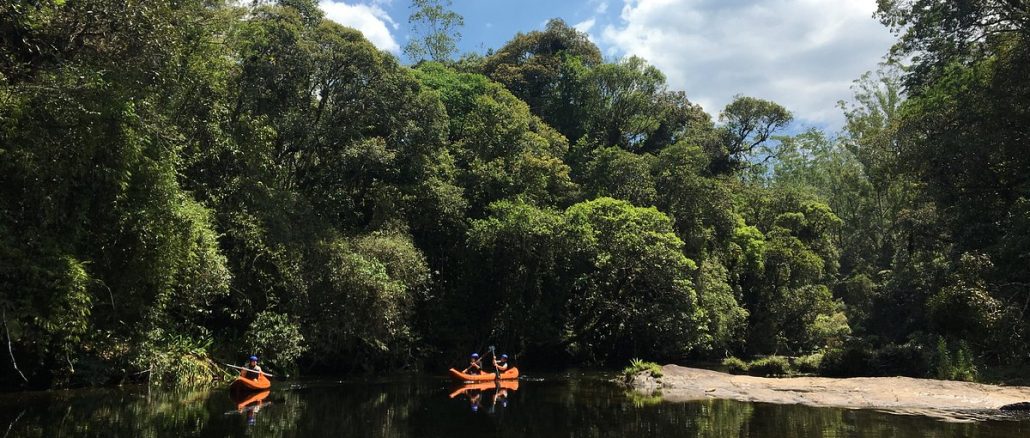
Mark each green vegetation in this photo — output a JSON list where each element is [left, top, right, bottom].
[[721, 357, 749, 375], [720, 354, 821, 377], [404, 0, 464, 63], [1, 0, 1028, 388], [794, 353, 823, 375], [624, 359, 663, 379], [746, 356, 792, 377]]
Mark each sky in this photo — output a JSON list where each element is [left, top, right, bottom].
[[317, 0, 897, 130]]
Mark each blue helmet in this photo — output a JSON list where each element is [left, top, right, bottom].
[[471, 353, 480, 358], [500, 354, 508, 360], [249, 355, 258, 361]]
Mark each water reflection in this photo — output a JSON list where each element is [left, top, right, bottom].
[[1, 374, 1028, 437], [448, 380, 520, 413], [229, 390, 271, 426]]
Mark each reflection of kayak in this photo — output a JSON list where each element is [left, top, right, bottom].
[[448, 380, 520, 398], [230, 389, 271, 412], [231, 373, 271, 391], [448, 367, 519, 382]]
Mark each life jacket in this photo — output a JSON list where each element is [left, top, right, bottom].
[[242, 366, 260, 380]]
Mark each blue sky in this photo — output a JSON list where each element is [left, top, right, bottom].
[[317, 0, 897, 130]]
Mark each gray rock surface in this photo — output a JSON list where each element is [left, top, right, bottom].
[[626, 365, 1030, 421]]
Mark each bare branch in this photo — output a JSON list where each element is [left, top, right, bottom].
[[2, 309, 29, 383]]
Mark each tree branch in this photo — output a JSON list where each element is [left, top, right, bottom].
[[3, 409, 26, 438], [2, 309, 29, 383]]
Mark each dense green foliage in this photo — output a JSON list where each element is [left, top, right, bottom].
[[1, 0, 1027, 388]]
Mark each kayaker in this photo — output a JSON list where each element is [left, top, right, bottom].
[[463, 353, 483, 375], [243, 355, 263, 379], [493, 354, 510, 373]]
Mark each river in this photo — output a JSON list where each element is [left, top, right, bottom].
[[1, 372, 1027, 437]]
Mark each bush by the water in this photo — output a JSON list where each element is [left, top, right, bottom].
[[722, 357, 750, 375], [624, 359, 663, 379], [819, 341, 930, 378], [793, 353, 823, 374], [934, 338, 978, 382], [747, 356, 791, 377]]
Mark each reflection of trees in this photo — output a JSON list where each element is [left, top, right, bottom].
[[1, 378, 1026, 437], [465, 378, 1020, 438], [229, 389, 306, 438], [7, 387, 214, 437], [277, 380, 427, 437], [623, 390, 662, 408], [694, 399, 754, 437]]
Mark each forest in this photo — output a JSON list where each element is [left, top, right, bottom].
[[1, 0, 1028, 389]]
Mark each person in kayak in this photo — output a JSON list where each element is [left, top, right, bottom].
[[243, 355, 263, 379], [493, 354, 510, 373], [463, 353, 483, 375]]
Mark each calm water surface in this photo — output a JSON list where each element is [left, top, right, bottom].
[[1, 372, 1028, 437]]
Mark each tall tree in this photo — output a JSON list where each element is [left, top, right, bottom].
[[877, 0, 1030, 89], [710, 96, 793, 174], [404, 0, 464, 63], [481, 19, 603, 142], [583, 56, 709, 154]]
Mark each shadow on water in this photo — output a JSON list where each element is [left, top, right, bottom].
[[1, 373, 1028, 437]]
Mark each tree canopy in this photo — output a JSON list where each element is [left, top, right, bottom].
[[2, 0, 1028, 388]]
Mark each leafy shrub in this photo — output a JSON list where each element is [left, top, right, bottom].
[[874, 342, 930, 377], [722, 356, 749, 375], [819, 343, 874, 377], [954, 341, 978, 382], [133, 330, 223, 387], [304, 233, 428, 372], [243, 311, 307, 372], [748, 356, 792, 377], [934, 337, 953, 379], [820, 341, 930, 377], [623, 358, 663, 379], [794, 353, 823, 374], [810, 312, 851, 349], [934, 338, 978, 381]]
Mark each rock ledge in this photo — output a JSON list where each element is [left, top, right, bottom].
[[626, 365, 1030, 421]]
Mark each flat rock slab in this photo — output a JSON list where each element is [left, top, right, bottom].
[[633, 365, 1030, 421]]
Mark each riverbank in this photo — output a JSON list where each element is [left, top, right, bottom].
[[627, 365, 1030, 421]]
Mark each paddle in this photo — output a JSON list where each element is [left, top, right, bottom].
[[223, 363, 276, 378], [461, 356, 483, 374], [462, 345, 494, 374], [489, 346, 500, 379]]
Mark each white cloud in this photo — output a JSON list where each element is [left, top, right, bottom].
[[574, 18, 597, 34], [596, 1, 609, 14], [319, 1, 400, 53], [601, 0, 896, 127]]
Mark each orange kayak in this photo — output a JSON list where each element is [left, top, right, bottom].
[[231, 372, 271, 391], [448, 380, 520, 398], [448, 367, 519, 382]]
